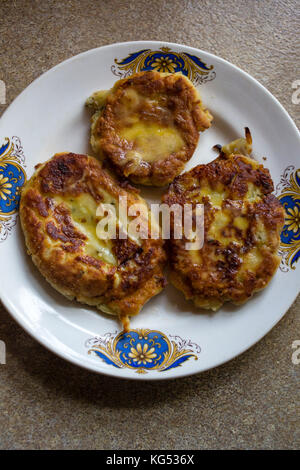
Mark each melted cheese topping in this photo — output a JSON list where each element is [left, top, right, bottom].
[[121, 122, 184, 163], [53, 193, 117, 266], [187, 249, 202, 265], [237, 248, 263, 282], [52, 190, 151, 266], [117, 88, 184, 163], [245, 183, 263, 202], [184, 182, 228, 208], [208, 210, 233, 245], [233, 216, 249, 231]]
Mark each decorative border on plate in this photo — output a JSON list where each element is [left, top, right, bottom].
[[112, 47, 216, 85], [86, 329, 201, 374], [0, 137, 26, 242], [276, 165, 300, 271]]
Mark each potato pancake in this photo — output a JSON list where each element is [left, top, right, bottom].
[[20, 153, 166, 330], [162, 146, 284, 310], [87, 71, 212, 186]]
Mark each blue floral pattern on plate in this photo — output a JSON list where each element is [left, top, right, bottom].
[[0, 137, 26, 241], [86, 329, 201, 374], [112, 47, 216, 85], [276, 166, 300, 271]]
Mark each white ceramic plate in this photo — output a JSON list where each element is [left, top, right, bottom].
[[0, 41, 299, 380]]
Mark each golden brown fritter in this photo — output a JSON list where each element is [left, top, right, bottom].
[[20, 153, 166, 330], [87, 71, 213, 186], [162, 151, 284, 310]]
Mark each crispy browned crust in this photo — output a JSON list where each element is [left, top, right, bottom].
[[162, 153, 285, 309], [20, 153, 166, 330], [90, 71, 212, 186]]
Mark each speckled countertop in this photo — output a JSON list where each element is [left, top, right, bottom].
[[0, 0, 299, 450]]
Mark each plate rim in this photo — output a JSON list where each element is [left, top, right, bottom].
[[1, 40, 299, 380], [1, 40, 299, 138]]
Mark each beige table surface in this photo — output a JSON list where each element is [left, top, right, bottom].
[[0, 0, 299, 450]]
